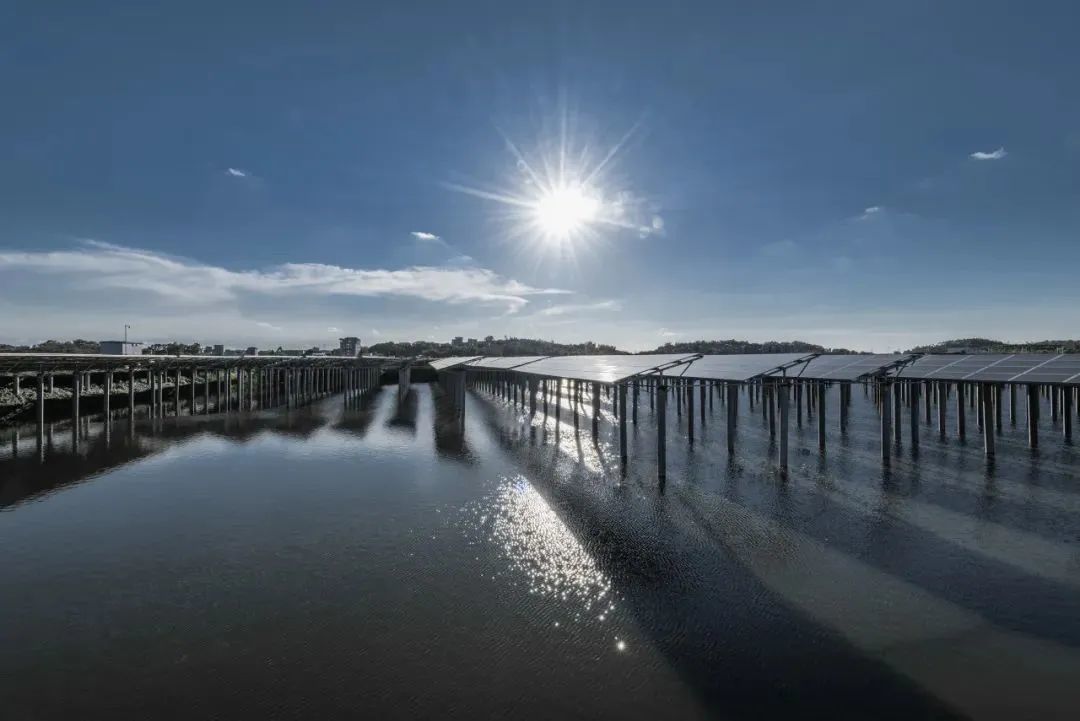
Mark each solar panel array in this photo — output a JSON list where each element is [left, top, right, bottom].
[[669, 353, 811, 382], [785, 354, 913, 381], [427, 356, 482, 371], [893, 354, 1080, 385], [464, 356, 548, 370], [515, 354, 698, 384], [0, 353, 396, 373]]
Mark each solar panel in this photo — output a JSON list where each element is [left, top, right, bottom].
[[893, 353, 1080, 384], [464, 356, 549, 369], [427, 356, 482, 371], [668, 353, 812, 382], [786, 354, 913, 381], [516, 354, 698, 384]]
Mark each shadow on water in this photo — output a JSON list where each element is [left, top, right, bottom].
[[469, 397, 965, 720], [430, 384, 474, 465], [332, 387, 384, 439], [385, 388, 418, 434]]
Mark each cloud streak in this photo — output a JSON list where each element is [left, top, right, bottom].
[[226, 167, 249, 177], [410, 231, 441, 242], [969, 147, 1007, 160], [0, 241, 567, 313], [535, 299, 621, 317]]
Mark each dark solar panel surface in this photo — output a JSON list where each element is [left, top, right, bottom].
[[427, 356, 482, 371], [787, 354, 913, 381], [893, 354, 1080, 384], [669, 354, 811, 382], [464, 356, 548, 369], [518, 354, 698, 383]]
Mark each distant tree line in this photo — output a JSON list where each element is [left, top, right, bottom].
[[908, 338, 1080, 353], [366, 336, 622, 358], [639, 339, 856, 355], [0, 339, 101, 354]]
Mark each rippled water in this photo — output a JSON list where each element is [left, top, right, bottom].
[[1, 382, 1078, 720]]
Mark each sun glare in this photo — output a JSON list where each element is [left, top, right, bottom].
[[533, 184, 599, 240], [444, 110, 660, 264]]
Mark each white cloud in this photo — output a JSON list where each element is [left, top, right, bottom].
[[326, 326, 341, 333], [659, 328, 681, 337], [371, 328, 381, 336], [410, 231, 441, 242], [858, 206, 882, 220], [0, 240, 567, 314], [255, 321, 283, 332], [226, 167, 249, 177], [969, 147, 1007, 160], [535, 299, 622, 317], [446, 254, 476, 266]]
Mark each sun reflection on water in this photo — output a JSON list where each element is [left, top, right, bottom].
[[462, 475, 615, 621]]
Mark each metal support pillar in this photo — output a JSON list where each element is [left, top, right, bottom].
[[657, 380, 667, 481], [1064, 387, 1074, 443], [37, 374, 46, 446], [909, 381, 919, 450], [726, 382, 737, 455], [687, 381, 694, 444], [1027, 384, 1039, 449], [881, 381, 892, 461], [618, 383, 628, 465], [893, 381, 902, 447], [839, 382, 849, 433], [553, 379, 561, 426], [937, 381, 947, 440], [592, 382, 600, 439], [699, 381, 706, 427], [72, 372, 81, 425], [777, 381, 789, 471], [817, 382, 826, 451], [956, 382, 966, 440]]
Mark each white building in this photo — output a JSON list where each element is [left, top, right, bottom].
[[99, 340, 144, 355]]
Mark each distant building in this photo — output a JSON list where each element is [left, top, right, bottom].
[[245, 346, 258, 356], [339, 336, 361, 357], [467, 338, 478, 345], [99, 340, 144, 355], [212, 344, 225, 355], [452, 336, 464, 346]]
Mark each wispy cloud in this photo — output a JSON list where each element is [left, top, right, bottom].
[[410, 231, 441, 242], [659, 328, 681, 338], [0, 240, 567, 313], [226, 167, 250, 177], [255, 321, 283, 332], [857, 206, 882, 220], [969, 147, 1007, 161], [535, 299, 622, 317], [326, 326, 341, 333]]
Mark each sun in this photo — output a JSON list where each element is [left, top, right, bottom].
[[533, 183, 599, 240]]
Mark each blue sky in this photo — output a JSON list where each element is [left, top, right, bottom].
[[2, 1, 1078, 351]]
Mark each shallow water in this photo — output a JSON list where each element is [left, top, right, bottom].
[[1, 382, 1078, 720]]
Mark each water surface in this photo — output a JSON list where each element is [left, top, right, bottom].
[[2, 382, 1078, 720]]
